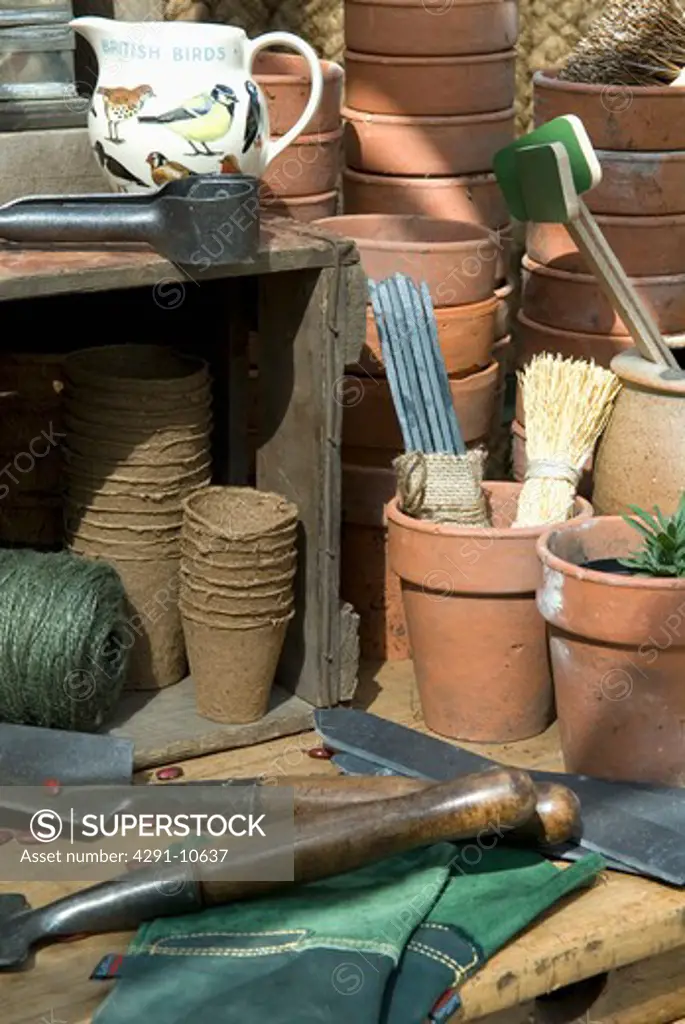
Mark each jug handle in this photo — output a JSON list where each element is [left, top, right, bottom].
[[245, 33, 324, 166]]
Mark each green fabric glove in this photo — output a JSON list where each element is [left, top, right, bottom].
[[92, 844, 604, 1024]]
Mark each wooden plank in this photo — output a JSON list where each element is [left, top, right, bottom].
[[257, 262, 362, 706], [0, 219, 356, 303], [107, 678, 314, 770]]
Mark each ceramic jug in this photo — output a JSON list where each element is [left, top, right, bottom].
[[70, 17, 323, 194]]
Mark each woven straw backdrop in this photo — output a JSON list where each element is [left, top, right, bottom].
[[162, 0, 605, 132]]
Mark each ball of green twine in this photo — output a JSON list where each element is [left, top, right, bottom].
[[0, 549, 130, 732]]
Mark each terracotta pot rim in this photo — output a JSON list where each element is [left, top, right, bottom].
[[366, 293, 498, 320], [610, 349, 685, 392], [286, 126, 344, 144], [386, 489, 592, 540], [453, 360, 498, 386], [266, 189, 339, 206], [537, 515, 685, 590], [593, 212, 685, 227], [342, 167, 498, 187], [595, 148, 685, 164], [345, 48, 516, 66], [315, 213, 497, 250], [521, 253, 685, 287], [535, 68, 685, 97], [347, 0, 512, 6], [342, 104, 515, 126], [254, 55, 343, 84], [495, 280, 514, 296], [493, 332, 511, 349], [518, 310, 685, 349]]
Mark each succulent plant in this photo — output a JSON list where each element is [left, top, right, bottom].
[[619, 493, 685, 578]]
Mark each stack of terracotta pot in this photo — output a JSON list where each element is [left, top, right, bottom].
[[180, 487, 297, 724], [341, 0, 516, 235], [255, 52, 344, 222], [0, 354, 64, 549], [513, 72, 685, 492], [315, 212, 511, 661], [62, 345, 212, 691]]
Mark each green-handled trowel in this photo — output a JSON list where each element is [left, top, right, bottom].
[[494, 115, 678, 369]]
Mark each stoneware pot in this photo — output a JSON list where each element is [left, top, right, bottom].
[[253, 51, 343, 135], [71, 17, 323, 193], [593, 350, 685, 516], [343, 167, 510, 229], [345, 49, 516, 117], [344, 0, 518, 56], [261, 126, 342, 197], [515, 311, 633, 377], [343, 105, 515, 176], [341, 462, 410, 661], [315, 214, 499, 306], [533, 70, 685, 151], [521, 255, 685, 336], [537, 515, 685, 784], [588, 150, 685, 216], [511, 419, 594, 499], [356, 295, 498, 377], [262, 189, 338, 221], [527, 217, 685, 277], [387, 482, 592, 742], [342, 361, 498, 452]]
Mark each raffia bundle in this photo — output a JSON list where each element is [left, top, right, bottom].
[[514, 354, 621, 528]]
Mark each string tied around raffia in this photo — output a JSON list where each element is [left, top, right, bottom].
[[524, 458, 581, 488], [394, 449, 490, 527]]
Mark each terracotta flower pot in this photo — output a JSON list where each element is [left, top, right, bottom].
[[515, 312, 633, 384], [495, 280, 515, 340], [510, 419, 594, 499], [253, 52, 343, 135], [521, 255, 685, 336], [593, 350, 685, 517], [261, 189, 338, 222], [341, 462, 410, 661], [343, 105, 515, 176], [345, 49, 516, 116], [387, 483, 592, 742], [534, 70, 685, 151], [315, 214, 499, 307], [527, 217, 685, 277], [261, 127, 342, 198], [343, 167, 510, 229], [588, 150, 685, 216], [537, 516, 685, 784], [355, 295, 498, 377], [344, 0, 518, 56], [342, 361, 498, 452]]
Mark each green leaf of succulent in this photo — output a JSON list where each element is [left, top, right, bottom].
[[620, 494, 685, 579]]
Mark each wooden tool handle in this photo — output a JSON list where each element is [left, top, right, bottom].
[[276, 775, 580, 847], [200, 768, 536, 905]]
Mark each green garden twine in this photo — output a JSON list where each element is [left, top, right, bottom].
[[0, 550, 130, 732]]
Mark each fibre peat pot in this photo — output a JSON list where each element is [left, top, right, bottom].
[[344, 0, 518, 56], [345, 49, 516, 117], [527, 216, 685, 277], [588, 150, 685, 216], [341, 462, 410, 661], [64, 345, 209, 397], [253, 52, 343, 136], [343, 168, 510, 229], [314, 214, 499, 307], [183, 486, 298, 542], [262, 127, 342, 197], [387, 483, 592, 742], [343, 106, 515, 176], [533, 70, 685, 151], [593, 351, 685, 517], [356, 295, 498, 377], [521, 256, 685, 336], [537, 516, 685, 784], [343, 362, 498, 451], [182, 605, 292, 724]]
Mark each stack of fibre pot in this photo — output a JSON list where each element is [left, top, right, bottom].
[[313, 213, 508, 662], [341, 0, 516, 251], [0, 354, 64, 549], [255, 52, 343, 222], [180, 487, 297, 724], [62, 344, 212, 690], [513, 71, 685, 493]]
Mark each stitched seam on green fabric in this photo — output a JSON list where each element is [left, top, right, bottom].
[[406, 939, 480, 986], [137, 934, 399, 960]]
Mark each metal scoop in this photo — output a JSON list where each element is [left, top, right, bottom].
[[0, 175, 260, 267]]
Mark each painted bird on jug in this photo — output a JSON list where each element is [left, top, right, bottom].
[[93, 142, 147, 191], [97, 84, 155, 143], [146, 152, 192, 186], [138, 84, 238, 157], [243, 81, 261, 154]]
